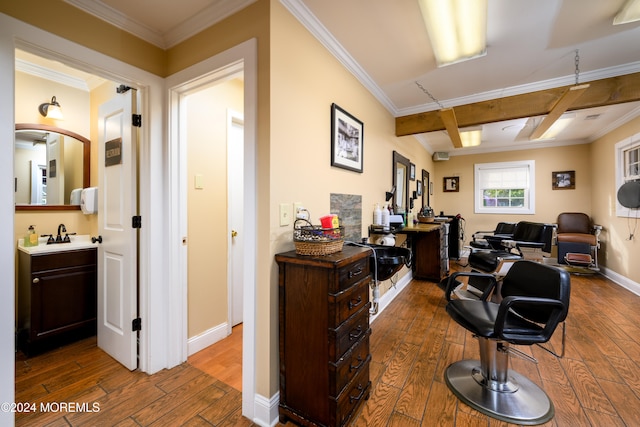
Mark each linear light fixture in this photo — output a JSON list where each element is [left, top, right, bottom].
[[418, 0, 488, 67], [536, 113, 576, 140], [529, 84, 589, 140], [460, 128, 482, 147], [614, 0, 640, 25]]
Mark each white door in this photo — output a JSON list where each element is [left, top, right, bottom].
[[228, 112, 244, 327], [96, 88, 138, 370], [46, 132, 64, 204]]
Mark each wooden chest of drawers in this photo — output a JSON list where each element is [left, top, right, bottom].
[[276, 246, 372, 426]]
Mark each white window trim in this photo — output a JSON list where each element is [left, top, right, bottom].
[[474, 160, 536, 214], [615, 132, 640, 217]]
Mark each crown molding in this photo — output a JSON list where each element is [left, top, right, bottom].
[[280, 0, 397, 113], [16, 58, 89, 91], [64, 0, 256, 49]]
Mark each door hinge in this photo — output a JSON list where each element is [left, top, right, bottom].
[[132, 215, 142, 229], [132, 318, 142, 332], [132, 114, 142, 127], [117, 84, 131, 93]]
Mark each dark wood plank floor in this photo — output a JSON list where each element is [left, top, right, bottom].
[[15, 263, 640, 426]]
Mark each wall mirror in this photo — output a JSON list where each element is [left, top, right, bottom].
[[15, 123, 90, 211], [392, 151, 410, 214], [422, 169, 430, 210]]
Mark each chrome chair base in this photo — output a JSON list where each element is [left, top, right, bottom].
[[445, 360, 554, 425]]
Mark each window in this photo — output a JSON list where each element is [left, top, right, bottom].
[[615, 133, 640, 217], [474, 160, 535, 214]]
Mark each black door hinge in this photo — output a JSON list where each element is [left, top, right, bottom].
[[132, 215, 142, 229], [117, 84, 131, 93], [132, 114, 142, 127], [132, 318, 142, 332]]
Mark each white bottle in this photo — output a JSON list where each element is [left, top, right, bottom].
[[381, 204, 390, 230], [373, 203, 382, 225]]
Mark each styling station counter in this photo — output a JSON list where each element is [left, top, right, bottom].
[[396, 222, 448, 282]]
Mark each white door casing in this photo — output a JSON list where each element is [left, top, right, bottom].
[[228, 110, 244, 328], [97, 88, 139, 371]]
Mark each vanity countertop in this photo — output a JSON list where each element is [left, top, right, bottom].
[[18, 235, 97, 255], [396, 223, 443, 233]]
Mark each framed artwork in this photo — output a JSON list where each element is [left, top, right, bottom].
[[443, 176, 459, 192], [410, 163, 416, 180], [331, 103, 364, 173], [552, 170, 575, 190]]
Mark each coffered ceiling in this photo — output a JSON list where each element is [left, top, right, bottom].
[[57, 0, 640, 155]]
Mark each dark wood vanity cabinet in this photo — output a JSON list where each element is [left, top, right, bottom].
[[276, 246, 372, 427], [18, 248, 97, 354]]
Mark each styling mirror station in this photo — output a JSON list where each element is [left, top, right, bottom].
[[392, 150, 410, 217], [14, 124, 90, 211]]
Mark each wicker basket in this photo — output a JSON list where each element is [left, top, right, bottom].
[[293, 220, 344, 256]]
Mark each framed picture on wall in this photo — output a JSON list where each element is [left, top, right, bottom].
[[443, 176, 459, 192], [331, 103, 364, 173], [410, 163, 416, 180], [552, 170, 575, 190]]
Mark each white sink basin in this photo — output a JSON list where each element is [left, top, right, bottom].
[[17, 234, 97, 254]]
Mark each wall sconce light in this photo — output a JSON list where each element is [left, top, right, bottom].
[[38, 96, 64, 120], [385, 186, 396, 202]]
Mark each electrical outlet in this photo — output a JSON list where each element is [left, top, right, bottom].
[[279, 203, 292, 226], [294, 202, 304, 218]]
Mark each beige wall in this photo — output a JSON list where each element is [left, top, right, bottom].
[[433, 144, 592, 246], [186, 79, 243, 338], [591, 116, 640, 281]]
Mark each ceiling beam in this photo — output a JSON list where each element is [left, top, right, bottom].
[[529, 83, 590, 140], [396, 72, 640, 137], [439, 108, 463, 148]]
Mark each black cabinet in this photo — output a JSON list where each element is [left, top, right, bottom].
[[18, 248, 97, 354]]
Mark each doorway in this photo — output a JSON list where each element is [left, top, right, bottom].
[[167, 38, 258, 419]]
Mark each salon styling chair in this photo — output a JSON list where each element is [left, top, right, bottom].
[[444, 260, 570, 425], [469, 222, 516, 251], [556, 212, 601, 269]]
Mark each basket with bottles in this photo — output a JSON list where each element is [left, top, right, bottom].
[[293, 213, 344, 256]]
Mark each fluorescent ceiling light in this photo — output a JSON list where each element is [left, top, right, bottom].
[[418, 0, 488, 67], [536, 113, 575, 140], [460, 129, 482, 147], [614, 0, 640, 25]]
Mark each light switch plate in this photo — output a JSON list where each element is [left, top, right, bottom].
[[279, 203, 291, 226], [194, 174, 204, 189]]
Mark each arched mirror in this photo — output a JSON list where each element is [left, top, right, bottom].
[[14, 123, 90, 211], [392, 151, 410, 215]]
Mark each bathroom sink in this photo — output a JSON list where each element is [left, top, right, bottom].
[[364, 244, 411, 282], [18, 235, 96, 255]]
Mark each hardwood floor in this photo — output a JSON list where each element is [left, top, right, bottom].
[[14, 263, 640, 426]]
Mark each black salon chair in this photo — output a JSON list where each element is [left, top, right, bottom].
[[444, 260, 570, 425], [469, 222, 516, 251]]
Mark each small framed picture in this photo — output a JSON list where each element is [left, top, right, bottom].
[[410, 163, 416, 180], [443, 176, 459, 192], [552, 171, 575, 190], [331, 103, 364, 173]]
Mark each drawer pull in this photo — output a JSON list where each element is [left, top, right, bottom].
[[349, 325, 364, 341], [32, 278, 40, 284], [350, 355, 365, 372], [348, 267, 363, 278], [348, 295, 363, 309], [349, 384, 365, 403]]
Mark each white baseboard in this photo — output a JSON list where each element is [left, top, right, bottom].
[[187, 322, 229, 356], [253, 391, 280, 427], [370, 271, 413, 324], [601, 267, 640, 297]]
